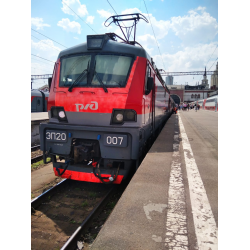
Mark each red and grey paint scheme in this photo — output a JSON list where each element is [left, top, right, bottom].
[[197, 95, 218, 111], [40, 34, 175, 184], [31, 89, 49, 112]]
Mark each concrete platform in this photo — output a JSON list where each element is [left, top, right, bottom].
[[31, 112, 48, 122], [91, 109, 218, 250], [31, 112, 48, 146]]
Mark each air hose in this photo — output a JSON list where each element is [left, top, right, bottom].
[[56, 160, 70, 176], [92, 158, 120, 184]]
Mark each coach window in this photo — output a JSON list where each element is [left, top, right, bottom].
[[144, 64, 151, 92]]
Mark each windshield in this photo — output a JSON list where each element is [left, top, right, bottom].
[[91, 55, 132, 87], [59, 53, 133, 88], [59, 55, 91, 87]]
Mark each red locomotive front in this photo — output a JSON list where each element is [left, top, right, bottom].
[[40, 34, 172, 184]]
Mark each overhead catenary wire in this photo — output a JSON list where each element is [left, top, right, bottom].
[[208, 57, 218, 71], [31, 67, 48, 72], [106, 0, 131, 39], [31, 54, 55, 64], [198, 44, 218, 82], [31, 57, 55, 68], [62, 0, 97, 34], [107, 0, 118, 15], [143, 0, 166, 70], [205, 44, 218, 68], [31, 35, 61, 51], [31, 28, 68, 49]]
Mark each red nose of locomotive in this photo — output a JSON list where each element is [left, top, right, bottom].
[[40, 34, 157, 184]]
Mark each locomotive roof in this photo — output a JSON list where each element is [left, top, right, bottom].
[[57, 37, 151, 61]]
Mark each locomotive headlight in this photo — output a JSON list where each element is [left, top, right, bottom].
[[58, 111, 66, 118], [111, 109, 137, 125], [116, 113, 123, 122], [125, 110, 136, 121], [50, 106, 68, 122]]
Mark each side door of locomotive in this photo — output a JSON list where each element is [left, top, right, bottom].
[[143, 62, 155, 133]]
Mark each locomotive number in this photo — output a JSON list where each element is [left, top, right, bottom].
[[104, 134, 127, 147], [106, 136, 123, 145], [46, 130, 68, 142]]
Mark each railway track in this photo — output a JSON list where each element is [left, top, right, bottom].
[[31, 179, 115, 250], [31, 145, 41, 152], [31, 145, 44, 164], [31, 154, 43, 164]]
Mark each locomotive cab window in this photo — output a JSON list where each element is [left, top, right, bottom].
[[59, 55, 91, 87], [59, 53, 133, 88], [91, 55, 132, 87]]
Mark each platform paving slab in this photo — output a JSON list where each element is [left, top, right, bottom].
[[91, 116, 176, 250]]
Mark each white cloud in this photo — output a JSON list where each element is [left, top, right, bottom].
[[170, 8, 218, 44], [74, 37, 79, 39], [86, 15, 94, 24], [154, 42, 218, 72], [120, 8, 171, 40], [137, 34, 156, 48], [195, 6, 206, 12], [31, 17, 50, 30], [57, 18, 81, 34], [97, 9, 113, 19], [62, 0, 88, 17], [121, 8, 141, 15], [118, 6, 217, 46], [31, 39, 61, 52]]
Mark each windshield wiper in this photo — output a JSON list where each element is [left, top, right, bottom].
[[93, 60, 108, 93], [68, 61, 89, 92]]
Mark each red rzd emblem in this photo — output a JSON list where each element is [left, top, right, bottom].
[[75, 101, 98, 111]]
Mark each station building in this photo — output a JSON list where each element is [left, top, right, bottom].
[[167, 66, 217, 104]]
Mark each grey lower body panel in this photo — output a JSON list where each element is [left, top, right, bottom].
[[40, 123, 143, 160]]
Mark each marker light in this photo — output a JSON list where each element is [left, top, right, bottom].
[[50, 106, 68, 123], [58, 111, 66, 118], [116, 113, 123, 122], [111, 109, 137, 125]]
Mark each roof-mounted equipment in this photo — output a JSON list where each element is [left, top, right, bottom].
[[87, 34, 110, 50], [104, 13, 148, 45]]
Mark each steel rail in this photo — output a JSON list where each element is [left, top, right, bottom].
[[31, 145, 40, 152], [61, 187, 115, 250], [31, 179, 68, 209], [31, 154, 43, 164]]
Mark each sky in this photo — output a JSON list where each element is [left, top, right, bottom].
[[31, 0, 218, 89]]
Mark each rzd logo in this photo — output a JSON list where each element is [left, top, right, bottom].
[[75, 101, 98, 111]]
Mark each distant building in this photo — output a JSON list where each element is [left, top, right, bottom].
[[166, 84, 213, 104], [210, 62, 218, 89], [165, 76, 173, 85], [201, 67, 209, 89]]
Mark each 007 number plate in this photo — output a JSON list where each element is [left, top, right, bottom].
[[46, 130, 68, 142], [104, 134, 127, 147]]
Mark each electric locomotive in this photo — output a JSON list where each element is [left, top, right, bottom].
[[40, 14, 174, 184]]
